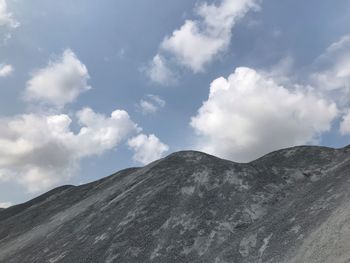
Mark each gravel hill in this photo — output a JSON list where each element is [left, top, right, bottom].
[[1, 145, 350, 263]]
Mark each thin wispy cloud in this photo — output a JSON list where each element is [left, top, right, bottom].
[[311, 35, 350, 102], [138, 94, 166, 115], [0, 0, 19, 28], [0, 64, 13, 77], [146, 55, 178, 86]]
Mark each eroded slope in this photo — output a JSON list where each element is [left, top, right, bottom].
[[0, 146, 350, 263]]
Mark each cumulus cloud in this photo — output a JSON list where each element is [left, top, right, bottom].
[[0, 63, 13, 77], [0, 47, 171, 196], [138, 94, 166, 114], [147, 55, 177, 85], [148, 0, 259, 83], [0, 0, 19, 28], [0, 108, 139, 193], [191, 67, 338, 162], [0, 202, 12, 208], [128, 134, 169, 165], [161, 0, 259, 72], [25, 49, 91, 107]]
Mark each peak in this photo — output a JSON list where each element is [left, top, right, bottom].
[[146, 150, 226, 167], [167, 150, 209, 157], [164, 150, 221, 162], [251, 145, 338, 168]]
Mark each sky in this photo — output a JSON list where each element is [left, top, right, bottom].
[[0, 0, 350, 207]]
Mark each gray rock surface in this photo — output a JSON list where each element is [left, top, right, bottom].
[[1, 145, 350, 262]]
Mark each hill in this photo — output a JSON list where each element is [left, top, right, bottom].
[[1, 146, 350, 262]]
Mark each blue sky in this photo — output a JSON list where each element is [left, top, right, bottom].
[[0, 0, 350, 206]]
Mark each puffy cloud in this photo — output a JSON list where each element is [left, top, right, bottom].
[[0, 108, 139, 193], [128, 134, 169, 165], [0, 63, 13, 77], [161, 19, 225, 73], [191, 67, 338, 162], [147, 55, 177, 85], [0, 45, 171, 195], [0, 46, 170, 194], [312, 35, 350, 93], [25, 49, 91, 107], [0, 0, 19, 28], [0, 202, 12, 208], [138, 94, 166, 114], [148, 0, 259, 82], [74, 108, 140, 156]]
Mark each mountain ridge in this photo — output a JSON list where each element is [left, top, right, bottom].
[[1, 145, 350, 262]]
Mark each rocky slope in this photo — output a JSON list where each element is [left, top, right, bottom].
[[1, 145, 350, 263]]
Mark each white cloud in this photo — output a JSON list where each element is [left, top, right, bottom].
[[25, 49, 91, 107], [0, 108, 139, 193], [0, 47, 170, 194], [148, 0, 259, 81], [147, 55, 177, 85], [0, 45, 171, 196], [312, 35, 350, 92], [128, 134, 169, 165], [74, 108, 140, 156], [0, 63, 13, 77], [0, 0, 19, 28], [191, 67, 338, 162], [161, 19, 225, 73], [340, 111, 350, 135], [138, 94, 166, 114], [0, 202, 12, 208], [1, 32, 11, 45], [309, 34, 350, 136]]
